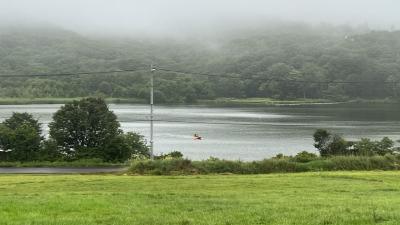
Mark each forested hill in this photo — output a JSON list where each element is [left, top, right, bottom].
[[1, 24, 400, 103]]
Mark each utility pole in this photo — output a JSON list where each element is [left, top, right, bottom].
[[149, 64, 155, 159]]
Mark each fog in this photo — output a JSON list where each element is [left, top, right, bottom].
[[1, 0, 399, 37]]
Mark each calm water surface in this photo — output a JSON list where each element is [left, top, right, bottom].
[[0, 103, 399, 161]]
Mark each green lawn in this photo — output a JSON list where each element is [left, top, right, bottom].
[[1, 172, 400, 225]]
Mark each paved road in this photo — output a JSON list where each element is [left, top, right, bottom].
[[0, 167, 126, 174]]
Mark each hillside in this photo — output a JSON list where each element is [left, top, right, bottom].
[[1, 24, 400, 103]]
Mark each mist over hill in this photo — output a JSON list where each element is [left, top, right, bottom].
[[0, 23, 400, 102], [2, 0, 400, 37]]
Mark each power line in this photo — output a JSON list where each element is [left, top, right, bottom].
[[0, 65, 399, 85], [157, 67, 400, 84]]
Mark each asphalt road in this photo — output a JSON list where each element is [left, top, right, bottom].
[[0, 167, 126, 174]]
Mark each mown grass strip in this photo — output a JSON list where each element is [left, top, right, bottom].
[[1, 172, 400, 225]]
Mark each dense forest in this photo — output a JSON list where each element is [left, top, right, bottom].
[[1, 23, 400, 103]]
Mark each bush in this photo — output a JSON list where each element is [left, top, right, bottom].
[[313, 129, 350, 156], [352, 137, 396, 156], [37, 139, 63, 161], [193, 158, 247, 174], [123, 132, 150, 159], [130, 158, 194, 175], [293, 151, 319, 163], [155, 151, 184, 160], [313, 129, 397, 157], [129, 155, 400, 175]]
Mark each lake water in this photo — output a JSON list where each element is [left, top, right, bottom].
[[0, 103, 400, 161]]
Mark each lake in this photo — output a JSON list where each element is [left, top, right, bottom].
[[0, 103, 400, 161]]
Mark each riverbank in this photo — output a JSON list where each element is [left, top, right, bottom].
[[1, 171, 399, 224], [200, 97, 400, 106], [0, 97, 398, 106], [0, 97, 145, 105], [0, 97, 330, 106], [199, 97, 336, 106]]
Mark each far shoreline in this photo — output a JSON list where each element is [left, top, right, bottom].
[[0, 97, 398, 106]]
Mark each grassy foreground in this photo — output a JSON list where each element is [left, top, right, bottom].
[[1, 172, 400, 225]]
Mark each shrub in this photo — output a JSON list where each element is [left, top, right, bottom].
[[313, 129, 396, 157], [38, 139, 63, 161], [193, 158, 247, 174], [155, 151, 184, 160], [293, 151, 319, 163], [353, 137, 396, 156], [123, 132, 150, 159], [130, 158, 194, 175], [129, 155, 400, 175], [272, 153, 290, 159], [314, 129, 351, 156]]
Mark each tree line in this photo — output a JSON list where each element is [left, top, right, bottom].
[[1, 23, 400, 103], [0, 98, 149, 162], [313, 129, 399, 157]]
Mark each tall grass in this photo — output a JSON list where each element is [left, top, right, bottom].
[[129, 155, 400, 175]]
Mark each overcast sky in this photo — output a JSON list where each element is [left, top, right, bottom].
[[1, 0, 399, 36]]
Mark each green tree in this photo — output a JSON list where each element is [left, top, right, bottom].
[[0, 124, 13, 161], [103, 132, 149, 162], [11, 124, 42, 161], [313, 129, 331, 155], [122, 132, 149, 159], [38, 139, 63, 161], [313, 129, 350, 156], [49, 98, 122, 161], [0, 113, 42, 161], [3, 112, 42, 135], [353, 137, 395, 156]]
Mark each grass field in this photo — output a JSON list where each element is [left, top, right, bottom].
[[1, 172, 400, 225]]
